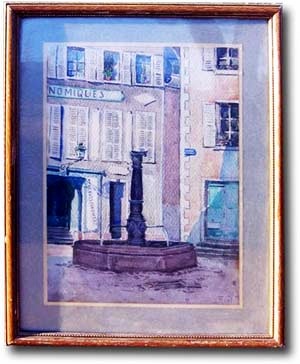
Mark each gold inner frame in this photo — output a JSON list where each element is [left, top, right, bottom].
[[4, 2, 283, 348]]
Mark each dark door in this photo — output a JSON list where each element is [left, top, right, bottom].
[[47, 176, 75, 229], [109, 181, 125, 239]]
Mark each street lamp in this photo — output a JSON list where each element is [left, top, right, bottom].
[[60, 143, 87, 175]]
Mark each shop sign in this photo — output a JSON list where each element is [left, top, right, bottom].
[[47, 85, 125, 102]]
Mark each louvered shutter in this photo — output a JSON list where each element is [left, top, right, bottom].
[[85, 47, 98, 82], [56, 45, 67, 79], [47, 45, 57, 78], [122, 52, 132, 85], [153, 55, 164, 87], [48, 104, 62, 159], [89, 109, 100, 161], [202, 48, 215, 71], [203, 102, 216, 147], [77, 107, 89, 159], [134, 112, 156, 163], [102, 110, 123, 161], [65, 106, 79, 159], [64, 106, 89, 159]]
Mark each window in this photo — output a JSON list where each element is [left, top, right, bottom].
[[203, 102, 239, 148], [202, 47, 239, 72], [216, 47, 239, 71], [47, 104, 62, 160], [133, 111, 156, 163], [216, 103, 239, 147], [64, 106, 89, 159], [102, 110, 123, 162], [164, 47, 180, 88], [103, 51, 121, 82], [67, 47, 85, 79], [135, 54, 152, 85]]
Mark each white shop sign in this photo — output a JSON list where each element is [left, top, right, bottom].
[[47, 85, 125, 102]]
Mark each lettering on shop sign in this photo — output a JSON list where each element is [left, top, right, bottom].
[[47, 85, 125, 102]]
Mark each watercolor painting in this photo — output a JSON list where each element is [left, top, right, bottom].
[[45, 42, 241, 306]]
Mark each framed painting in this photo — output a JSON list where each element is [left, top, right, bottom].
[[4, 2, 283, 347]]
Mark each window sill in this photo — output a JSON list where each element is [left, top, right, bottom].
[[213, 146, 239, 151], [215, 69, 239, 76]]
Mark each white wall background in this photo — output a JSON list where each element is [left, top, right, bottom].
[[0, 0, 298, 361]]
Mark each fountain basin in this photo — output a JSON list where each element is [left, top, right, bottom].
[[73, 240, 197, 272]]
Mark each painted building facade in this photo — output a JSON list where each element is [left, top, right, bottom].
[[45, 42, 240, 249]]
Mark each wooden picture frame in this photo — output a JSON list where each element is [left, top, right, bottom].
[[5, 2, 283, 347]]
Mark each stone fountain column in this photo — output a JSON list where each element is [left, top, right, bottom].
[[126, 150, 147, 245]]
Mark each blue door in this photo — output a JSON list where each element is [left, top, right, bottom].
[[206, 181, 239, 241]]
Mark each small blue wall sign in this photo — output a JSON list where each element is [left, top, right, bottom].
[[184, 148, 197, 157]]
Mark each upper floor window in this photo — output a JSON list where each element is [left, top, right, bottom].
[[216, 47, 239, 71], [67, 47, 85, 79], [164, 47, 180, 88], [203, 102, 239, 148], [135, 54, 152, 85], [47, 45, 165, 87], [103, 51, 121, 82], [202, 46, 240, 73], [216, 103, 239, 147]]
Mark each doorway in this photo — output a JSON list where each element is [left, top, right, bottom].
[[205, 180, 239, 241]]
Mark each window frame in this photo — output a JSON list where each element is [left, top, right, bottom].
[[66, 46, 86, 80], [215, 101, 239, 149], [215, 46, 239, 74]]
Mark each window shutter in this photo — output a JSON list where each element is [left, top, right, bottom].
[[65, 106, 79, 159], [124, 112, 133, 162], [203, 102, 216, 147], [89, 109, 100, 161], [134, 112, 156, 163], [48, 104, 62, 159], [77, 107, 89, 159], [85, 47, 98, 82], [122, 52, 132, 85], [97, 48, 103, 82], [102, 110, 123, 161], [202, 48, 215, 71], [56, 45, 67, 79], [153, 55, 164, 87], [47, 45, 57, 78], [64, 106, 89, 159]]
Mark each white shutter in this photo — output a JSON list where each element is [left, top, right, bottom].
[[97, 48, 103, 82], [77, 107, 89, 159], [89, 109, 100, 161], [47, 45, 57, 78], [64, 106, 89, 159], [202, 48, 215, 71], [153, 55, 164, 87], [102, 110, 123, 161], [48, 104, 62, 159], [122, 52, 132, 85], [203, 102, 216, 147], [56, 45, 67, 79], [124, 112, 133, 162], [65, 106, 78, 159], [85, 47, 98, 82], [134, 112, 156, 163]]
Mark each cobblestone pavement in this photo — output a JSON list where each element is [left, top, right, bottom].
[[47, 244, 239, 305]]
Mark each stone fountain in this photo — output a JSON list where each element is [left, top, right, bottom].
[[73, 151, 197, 272]]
